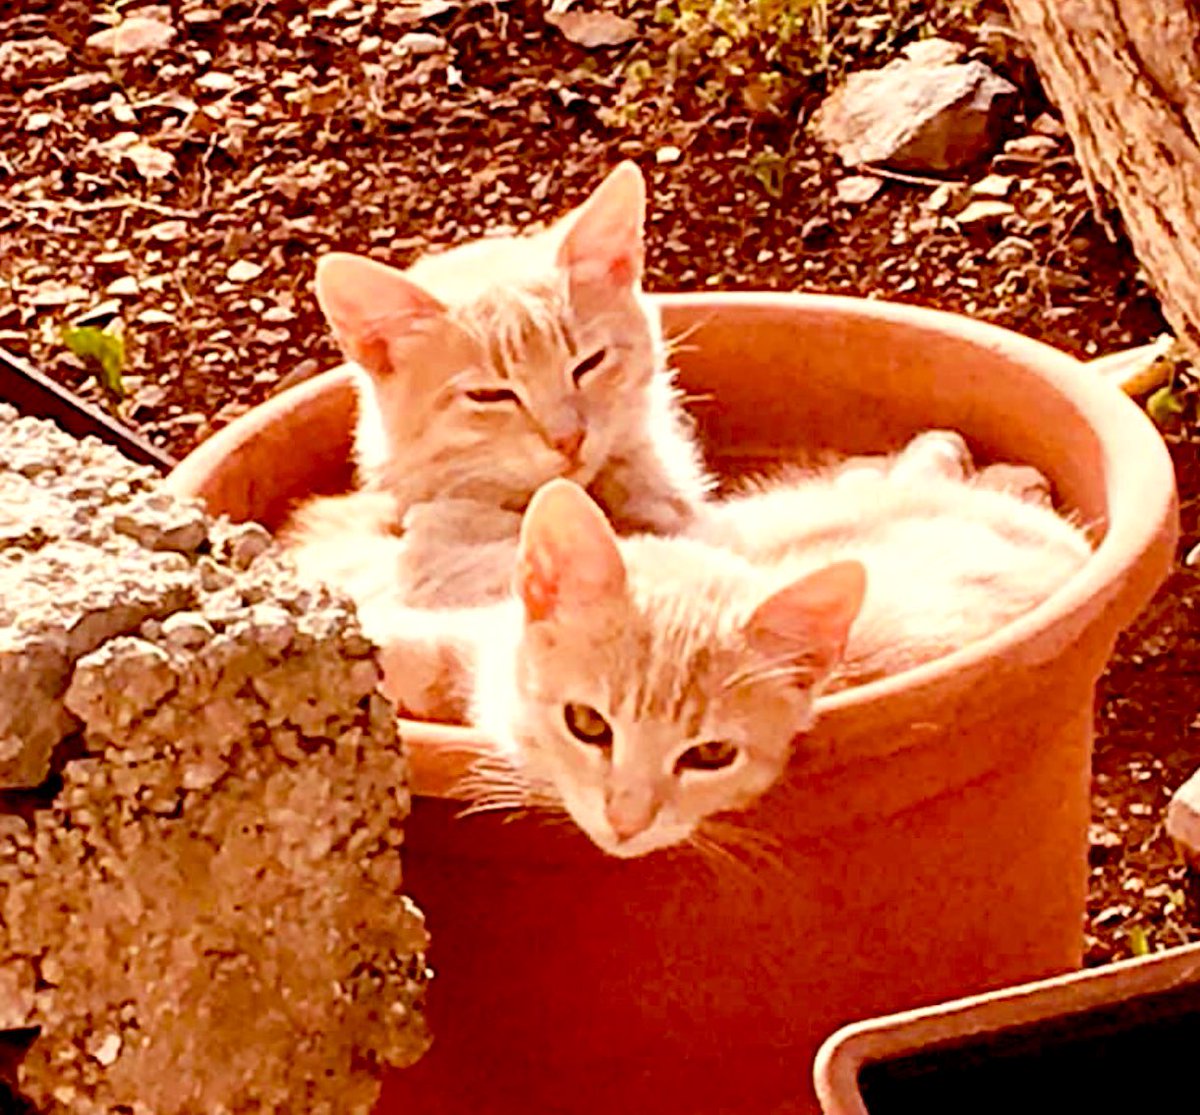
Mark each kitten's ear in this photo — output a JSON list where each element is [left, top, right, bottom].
[[517, 480, 627, 623], [746, 561, 866, 682], [314, 252, 446, 378], [556, 161, 646, 289]]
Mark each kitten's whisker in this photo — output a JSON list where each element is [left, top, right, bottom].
[[688, 831, 762, 890], [722, 653, 815, 693], [661, 317, 710, 356], [698, 819, 794, 885]]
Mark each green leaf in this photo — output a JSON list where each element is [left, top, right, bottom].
[[61, 325, 125, 398], [1126, 924, 1150, 957], [1146, 384, 1185, 426]]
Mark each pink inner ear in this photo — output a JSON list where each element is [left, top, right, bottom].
[[556, 162, 646, 288], [746, 561, 867, 676], [314, 253, 445, 375], [517, 480, 626, 622]]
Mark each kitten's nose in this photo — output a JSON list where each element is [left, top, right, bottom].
[[551, 427, 585, 461], [605, 794, 658, 842]]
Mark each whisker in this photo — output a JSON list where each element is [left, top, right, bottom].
[[698, 818, 794, 885], [688, 831, 762, 890], [723, 654, 815, 693], [661, 317, 710, 356]]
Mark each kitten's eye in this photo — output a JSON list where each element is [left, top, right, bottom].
[[570, 349, 607, 384], [564, 702, 612, 747], [676, 741, 740, 773], [464, 387, 520, 405]]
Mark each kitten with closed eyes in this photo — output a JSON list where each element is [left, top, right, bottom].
[[283, 161, 712, 616], [373, 434, 1093, 859]]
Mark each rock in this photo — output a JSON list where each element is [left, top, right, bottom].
[[86, 15, 175, 58], [226, 259, 263, 283], [955, 199, 1015, 230], [924, 182, 960, 213], [836, 174, 884, 205], [813, 55, 1017, 174], [1004, 134, 1059, 158], [970, 173, 1016, 199], [0, 406, 430, 1112], [1166, 769, 1200, 861], [105, 275, 140, 297], [396, 31, 448, 54], [899, 36, 963, 67], [800, 216, 834, 245], [545, 7, 638, 48], [0, 36, 70, 82], [1031, 112, 1066, 139]]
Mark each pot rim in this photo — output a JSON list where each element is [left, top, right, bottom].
[[167, 292, 1179, 796], [811, 939, 1200, 1115]]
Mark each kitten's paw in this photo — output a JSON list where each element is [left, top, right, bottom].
[[378, 640, 469, 723], [976, 463, 1054, 505], [893, 430, 974, 482]]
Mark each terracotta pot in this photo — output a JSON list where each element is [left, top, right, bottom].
[[814, 940, 1200, 1114], [165, 293, 1177, 1115]]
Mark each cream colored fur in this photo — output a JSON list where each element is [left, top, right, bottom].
[[368, 434, 1093, 859]]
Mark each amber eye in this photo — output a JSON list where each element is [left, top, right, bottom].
[[564, 703, 612, 747], [571, 349, 607, 384], [676, 741, 740, 773], [464, 387, 520, 405]]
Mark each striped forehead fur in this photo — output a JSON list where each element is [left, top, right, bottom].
[[447, 279, 574, 376]]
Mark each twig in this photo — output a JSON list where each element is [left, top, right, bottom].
[[858, 164, 964, 188]]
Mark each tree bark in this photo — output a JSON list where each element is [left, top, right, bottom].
[[1004, 0, 1200, 359]]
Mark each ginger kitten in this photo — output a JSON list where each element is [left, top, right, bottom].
[[303, 160, 708, 530], [373, 435, 1093, 859]]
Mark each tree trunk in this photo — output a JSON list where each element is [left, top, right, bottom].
[[1004, 0, 1200, 359]]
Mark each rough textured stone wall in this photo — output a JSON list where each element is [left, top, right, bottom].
[[0, 405, 429, 1113]]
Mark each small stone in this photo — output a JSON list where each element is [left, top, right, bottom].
[[87, 16, 175, 57], [160, 611, 215, 649], [924, 182, 958, 212], [89, 1032, 122, 1067], [227, 523, 273, 570], [1004, 134, 1058, 158], [545, 9, 637, 48], [655, 145, 682, 165], [899, 37, 963, 67], [1087, 822, 1122, 865], [955, 199, 1015, 229], [1093, 904, 1133, 928], [1031, 113, 1066, 139], [25, 111, 54, 132], [226, 260, 263, 283], [835, 174, 883, 205], [396, 31, 447, 54], [195, 71, 238, 92], [970, 173, 1016, 199], [800, 216, 834, 245], [106, 276, 140, 297]]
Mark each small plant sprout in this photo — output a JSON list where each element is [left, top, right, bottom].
[[61, 324, 127, 399]]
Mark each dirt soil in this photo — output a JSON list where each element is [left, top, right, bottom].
[[1, 0, 1196, 968]]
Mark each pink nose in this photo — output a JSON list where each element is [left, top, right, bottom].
[[552, 428, 585, 460]]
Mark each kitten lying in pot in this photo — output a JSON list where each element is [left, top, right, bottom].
[[371, 433, 1093, 859], [285, 160, 712, 610]]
